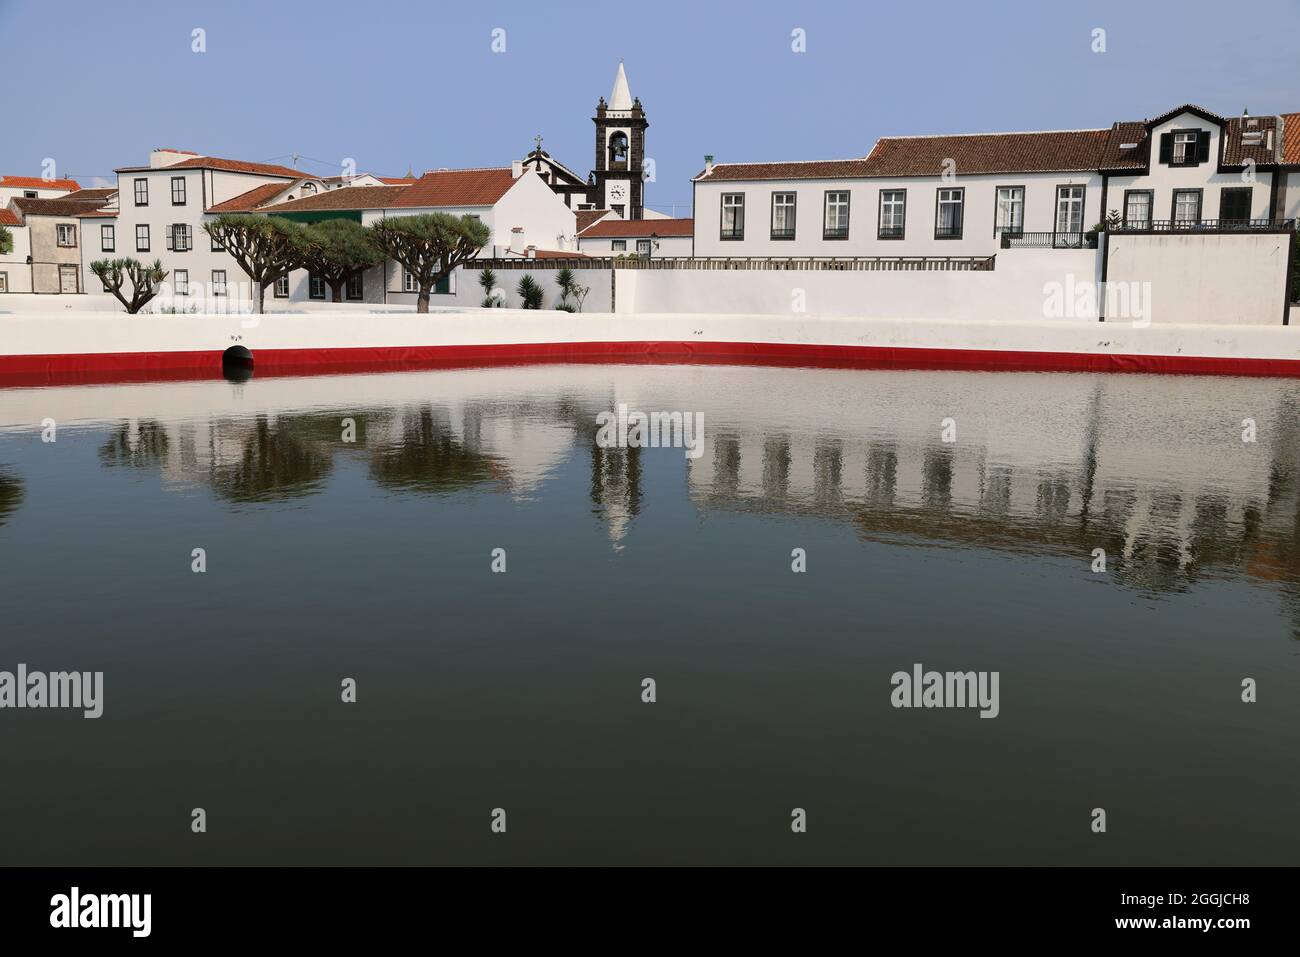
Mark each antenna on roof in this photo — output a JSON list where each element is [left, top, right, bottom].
[[291, 153, 300, 168]]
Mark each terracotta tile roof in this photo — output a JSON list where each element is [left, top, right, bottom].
[[10, 195, 113, 218], [390, 167, 518, 208], [0, 209, 21, 226], [520, 249, 593, 260], [378, 177, 420, 185], [580, 217, 693, 238], [1099, 122, 1151, 170], [1282, 113, 1300, 165], [115, 156, 308, 178], [0, 175, 80, 192], [264, 185, 409, 212], [70, 187, 117, 202], [695, 158, 876, 182], [697, 129, 1110, 181], [575, 209, 613, 233], [1222, 115, 1280, 167], [206, 181, 297, 213]]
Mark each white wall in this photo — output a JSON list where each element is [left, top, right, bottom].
[[615, 247, 1100, 321], [0, 224, 32, 294], [490, 171, 579, 252], [1104, 231, 1291, 325], [578, 234, 693, 257], [693, 171, 1103, 258]]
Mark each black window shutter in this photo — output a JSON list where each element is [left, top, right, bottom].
[[1158, 133, 1173, 164], [1196, 130, 1211, 164]]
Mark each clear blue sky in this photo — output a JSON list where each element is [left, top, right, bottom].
[[3, 0, 1298, 214]]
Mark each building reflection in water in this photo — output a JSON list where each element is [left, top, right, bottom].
[[18, 364, 1298, 630], [0, 469, 23, 526]]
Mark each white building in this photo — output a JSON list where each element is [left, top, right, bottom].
[[577, 216, 693, 257], [0, 174, 81, 204], [692, 103, 1300, 260], [252, 164, 578, 305]]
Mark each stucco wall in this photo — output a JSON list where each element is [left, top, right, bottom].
[[1104, 231, 1291, 325], [0, 224, 32, 294], [614, 247, 1100, 321]]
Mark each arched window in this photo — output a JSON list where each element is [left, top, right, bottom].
[[608, 131, 629, 166]]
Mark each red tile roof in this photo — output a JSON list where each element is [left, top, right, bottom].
[[575, 209, 613, 233], [265, 186, 409, 212], [115, 156, 308, 178], [0, 175, 80, 192], [206, 181, 298, 213], [10, 195, 113, 218], [378, 177, 419, 185], [697, 129, 1110, 180], [0, 209, 21, 226], [1222, 115, 1280, 167], [390, 168, 518, 208], [1098, 122, 1150, 171], [580, 217, 693, 238], [1282, 113, 1300, 165]]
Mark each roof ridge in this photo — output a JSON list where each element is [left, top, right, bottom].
[[876, 128, 1109, 140]]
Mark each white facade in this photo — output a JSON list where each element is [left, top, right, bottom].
[[694, 170, 1102, 258], [0, 179, 79, 204], [0, 221, 33, 294]]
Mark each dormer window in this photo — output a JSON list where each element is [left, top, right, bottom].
[[1160, 128, 1210, 167]]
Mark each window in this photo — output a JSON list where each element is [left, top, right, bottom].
[[403, 269, 418, 293], [771, 192, 796, 240], [56, 224, 77, 247], [994, 187, 1024, 235], [166, 224, 191, 252], [135, 224, 150, 252], [133, 178, 148, 206], [1161, 128, 1210, 167], [720, 193, 745, 240], [611, 239, 627, 251], [1055, 185, 1085, 236], [301, 183, 317, 196], [171, 176, 186, 205], [211, 270, 227, 296], [345, 273, 363, 300], [1219, 187, 1252, 224], [823, 191, 850, 240], [1172, 189, 1202, 226], [274, 276, 289, 298], [636, 239, 652, 258], [878, 189, 906, 239], [935, 188, 964, 239], [0, 272, 7, 293], [1123, 190, 1153, 228], [174, 269, 188, 295], [22, 190, 37, 199], [209, 228, 224, 251], [310, 275, 326, 300], [101, 224, 115, 252]]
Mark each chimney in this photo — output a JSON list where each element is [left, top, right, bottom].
[[509, 226, 525, 254], [151, 148, 194, 168], [525, 245, 537, 259], [704, 154, 714, 175], [511, 160, 524, 179]]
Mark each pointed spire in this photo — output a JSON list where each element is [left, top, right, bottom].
[[609, 61, 633, 111]]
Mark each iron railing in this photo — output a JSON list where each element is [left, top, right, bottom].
[[1000, 231, 1097, 249], [1109, 218, 1296, 233], [470, 256, 997, 272]]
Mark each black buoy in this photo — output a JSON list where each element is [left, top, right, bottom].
[[221, 345, 254, 382]]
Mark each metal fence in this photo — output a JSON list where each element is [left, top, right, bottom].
[[472, 255, 997, 272], [999, 231, 1097, 249], [1108, 218, 1296, 233]]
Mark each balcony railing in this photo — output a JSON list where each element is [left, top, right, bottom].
[[1000, 231, 1097, 249], [1109, 218, 1296, 233], [769, 228, 796, 241]]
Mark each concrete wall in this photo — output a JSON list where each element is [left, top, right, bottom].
[[1104, 231, 1291, 325], [578, 234, 693, 257], [614, 247, 1100, 321]]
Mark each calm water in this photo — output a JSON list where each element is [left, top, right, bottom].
[[0, 363, 1297, 865]]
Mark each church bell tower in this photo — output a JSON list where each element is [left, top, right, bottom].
[[592, 61, 648, 219]]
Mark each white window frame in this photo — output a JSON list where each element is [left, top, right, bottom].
[[995, 186, 1024, 234], [101, 224, 115, 252], [823, 191, 850, 240], [770, 192, 796, 240], [56, 223, 76, 247], [211, 269, 227, 296], [720, 193, 745, 240], [878, 189, 906, 239], [174, 269, 189, 295]]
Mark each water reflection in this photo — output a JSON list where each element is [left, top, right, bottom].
[[5, 365, 1300, 612]]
